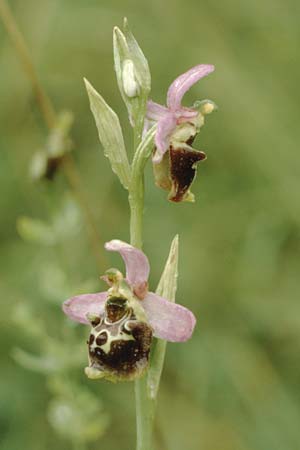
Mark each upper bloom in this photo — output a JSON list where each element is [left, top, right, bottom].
[[145, 64, 216, 202], [63, 240, 196, 381]]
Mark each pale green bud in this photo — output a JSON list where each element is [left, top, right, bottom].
[[113, 19, 151, 136], [122, 59, 139, 97]]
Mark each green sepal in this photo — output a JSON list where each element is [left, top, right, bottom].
[[123, 18, 151, 93], [113, 19, 151, 144]]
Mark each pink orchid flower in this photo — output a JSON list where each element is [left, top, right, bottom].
[[146, 64, 215, 202], [147, 64, 215, 163], [63, 240, 196, 381]]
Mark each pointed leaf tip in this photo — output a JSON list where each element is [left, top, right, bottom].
[[156, 235, 179, 301], [122, 20, 150, 92], [84, 78, 131, 189]]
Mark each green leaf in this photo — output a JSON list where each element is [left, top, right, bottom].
[[84, 78, 131, 189], [147, 236, 179, 399], [156, 234, 179, 301]]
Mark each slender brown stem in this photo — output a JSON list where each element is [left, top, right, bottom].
[[0, 0, 56, 129], [0, 0, 105, 271]]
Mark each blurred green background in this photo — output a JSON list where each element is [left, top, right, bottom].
[[1, 0, 300, 449]]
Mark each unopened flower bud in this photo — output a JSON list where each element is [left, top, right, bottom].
[[122, 59, 139, 98]]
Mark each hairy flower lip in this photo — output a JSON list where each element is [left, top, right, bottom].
[[168, 146, 206, 202], [63, 240, 196, 342]]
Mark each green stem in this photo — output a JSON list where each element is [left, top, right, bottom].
[[129, 125, 156, 249], [128, 125, 157, 450], [130, 175, 156, 450], [134, 377, 156, 450], [129, 176, 144, 249]]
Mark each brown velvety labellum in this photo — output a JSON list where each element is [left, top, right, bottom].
[[87, 297, 153, 381], [90, 322, 152, 378], [169, 146, 206, 202]]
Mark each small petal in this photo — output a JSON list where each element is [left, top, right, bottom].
[[153, 113, 177, 164], [142, 292, 196, 342], [167, 64, 215, 111], [62, 292, 107, 324], [147, 100, 169, 121], [105, 240, 150, 290], [175, 107, 198, 120]]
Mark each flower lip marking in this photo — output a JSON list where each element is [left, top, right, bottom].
[[63, 240, 196, 381], [105, 296, 128, 323], [87, 297, 152, 381]]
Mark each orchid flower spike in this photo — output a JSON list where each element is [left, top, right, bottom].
[[146, 64, 216, 202], [63, 240, 196, 382]]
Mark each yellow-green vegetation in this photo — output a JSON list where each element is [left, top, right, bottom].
[[0, 1, 299, 450]]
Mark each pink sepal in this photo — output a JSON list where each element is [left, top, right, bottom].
[[142, 292, 196, 342], [167, 64, 215, 111], [153, 113, 176, 163], [105, 240, 150, 293], [62, 292, 107, 324]]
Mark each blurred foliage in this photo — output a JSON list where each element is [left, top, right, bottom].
[[1, 0, 300, 450]]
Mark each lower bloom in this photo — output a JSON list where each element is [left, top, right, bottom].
[[63, 240, 196, 382]]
